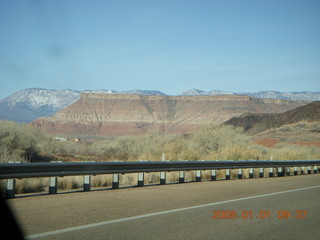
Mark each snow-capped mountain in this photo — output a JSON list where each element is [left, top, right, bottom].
[[0, 88, 80, 123], [82, 89, 165, 95], [182, 89, 320, 101], [182, 88, 235, 96], [243, 91, 320, 101], [120, 89, 165, 95], [82, 89, 117, 94], [2, 88, 80, 110]]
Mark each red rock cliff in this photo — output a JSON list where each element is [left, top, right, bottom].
[[32, 93, 308, 136]]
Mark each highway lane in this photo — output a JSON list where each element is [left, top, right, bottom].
[[7, 174, 320, 240]]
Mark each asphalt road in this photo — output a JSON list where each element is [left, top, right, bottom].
[[7, 174, 320, 240]]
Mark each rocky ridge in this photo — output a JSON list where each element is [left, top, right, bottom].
[[224, 101, 320, 134]]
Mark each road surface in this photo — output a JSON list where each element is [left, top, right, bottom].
[[7, 174, 320, 240]]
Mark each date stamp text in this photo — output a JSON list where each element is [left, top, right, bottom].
[[211, 210, 307, 220]]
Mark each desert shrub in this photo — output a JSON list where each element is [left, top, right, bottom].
[[0, 120, 46, 162], [215, 145, 263, 160], [87, 125, 320, 161], [0, 120, 69, 162], [90, 131, 184, 161], [2, 120, 318, 164], [189, 125, 249, 156], [164, 139, 186, 160], [267, 144, 320, 160]]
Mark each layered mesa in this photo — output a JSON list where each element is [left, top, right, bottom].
[[32, 93, 308, 136]]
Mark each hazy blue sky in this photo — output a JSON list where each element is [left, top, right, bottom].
[[0, 0, 319, 98]]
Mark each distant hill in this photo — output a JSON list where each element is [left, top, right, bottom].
[[224, 101, 320, 134]]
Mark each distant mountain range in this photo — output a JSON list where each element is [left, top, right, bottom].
[[1, 88, 320, 123], [182, 88, 320, 101]]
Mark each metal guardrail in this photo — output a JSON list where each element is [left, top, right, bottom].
[[1, 160, 320, 179], [1, 160, 319, 198]]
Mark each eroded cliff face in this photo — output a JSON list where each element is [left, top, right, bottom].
[[32, 93, 308, 136]]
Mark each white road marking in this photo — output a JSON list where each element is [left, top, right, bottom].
[[25, 185, 320, 239]]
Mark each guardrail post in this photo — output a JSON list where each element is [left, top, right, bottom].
[[211, 169, 216, 181], [112, 173, 119, 189], [112, 161, 120, 189], [301, 167, 305, 175], [195, 160, 205, 182], [259, 168, 264, 178], [249, 168, 254, 178], [6, 178, 15, 199], [49, 161, 62, 194], [138, 171, 144, 187], [294, 167, 298, 175], [49, 176, 57, 194], [83, 175, 91, 191], [269, 168, 273, 177], [285, 167, 290, 176], [238, 169, 242, 179], [179, 160, 187, 183], [196, 170, 201, 182], [314, 166, 318, 174], [179, 170, 185, 183], [308, 166, 311, 174], [277, 167, 283, 177], [5, 161, 20, 199], [160, 171, 166, 185], [138, 160, 146, 187], [83, 161, 94, 191], [138, 173, 144, 187], [160, 153, 166, 185], [225, 169, 230, 180]]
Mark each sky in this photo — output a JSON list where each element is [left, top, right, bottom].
[[0, 0, 319, 98]]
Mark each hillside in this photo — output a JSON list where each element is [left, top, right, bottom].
[[31, 93, 308, 136], [224, 101, 320, 134]]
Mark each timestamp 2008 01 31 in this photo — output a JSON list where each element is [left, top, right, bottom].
[[211, 210, 307, 220]]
